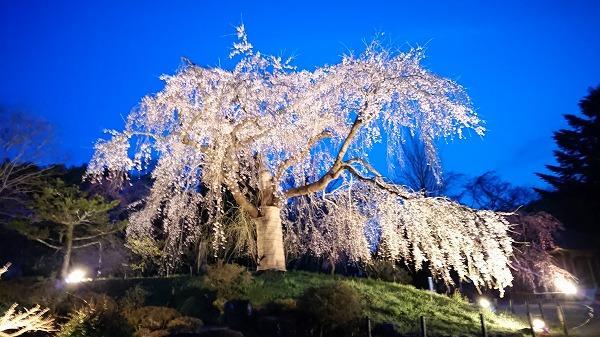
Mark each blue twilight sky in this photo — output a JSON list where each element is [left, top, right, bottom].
[[1, 1, 599, 188]]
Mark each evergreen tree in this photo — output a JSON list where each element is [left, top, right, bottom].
[[536, 86, 600, 236], [9, 179, 124, 279]]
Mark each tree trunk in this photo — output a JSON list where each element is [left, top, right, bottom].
[[60, 224, 74, 279], [330, 257, 336, 275], [254, 206, 286, 271]]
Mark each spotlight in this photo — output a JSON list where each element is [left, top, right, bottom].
[[554, 276, 577, 295], [65, 269, 89, 284], [531, 318, 546, 332], [478, 297, 491, 309]]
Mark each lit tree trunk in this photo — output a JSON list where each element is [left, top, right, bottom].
[[60, 224, 74, 279], [329, 256, 336, 275], [254, 206, 286, 271], [253, 167, 286, 271]]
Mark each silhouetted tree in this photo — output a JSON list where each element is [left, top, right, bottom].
[[536, 86, 600, 236], [0, 108, 53, 221], [392, 132, 464, 197], [393, 132, 441, 194], [460, 171, 536, 211]]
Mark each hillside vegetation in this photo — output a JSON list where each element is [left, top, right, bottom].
[[0, 269, 526, 337]]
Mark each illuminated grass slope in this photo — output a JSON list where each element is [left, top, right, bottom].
[[245, 271, 526, 336]]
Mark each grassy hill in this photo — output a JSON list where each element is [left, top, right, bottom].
[[0, 270, 527, 336], [242, 271, 526, 336]]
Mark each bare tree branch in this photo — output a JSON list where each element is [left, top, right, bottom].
[[0, 304, 55, 337], [0, 264, 55, 337], [0, 263, 10, 278]]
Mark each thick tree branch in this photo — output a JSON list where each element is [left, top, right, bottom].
[[0, 263, 10, 278], [343, 164, 411, 199], [34, 239, 61, 250], [284, 115, 364, 198], [274, 130, 333, 183], [226, 181, 259, 218], [72, 225, 125, 242]]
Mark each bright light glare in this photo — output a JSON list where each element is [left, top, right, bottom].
[[478, 297, 491, 309], [531, 318, 546, 332], [65, 269, 89, 284], [554, 276, 577, 295]]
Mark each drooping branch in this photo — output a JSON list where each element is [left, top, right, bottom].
[[222, 131, 260, 218]]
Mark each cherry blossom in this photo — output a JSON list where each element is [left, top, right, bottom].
[[88, 26, 514, 293]]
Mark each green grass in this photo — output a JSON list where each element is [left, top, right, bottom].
[[0, 271, 527, 336], [246, 271, 526, 336]]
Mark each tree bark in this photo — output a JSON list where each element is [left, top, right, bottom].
[[254, 206, 286, 271], [60, 224, 74, 279]]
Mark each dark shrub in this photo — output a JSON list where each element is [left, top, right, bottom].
[[195, 328, 244, 337], [366, 260, 412, 284], [57, 295, 133, 337], [119, 285, 149, 310], [266, 298, 297, 313], [125, 306, 181, 331], [200, 262, 253, 310], [298, 281, 363, 331], [223, 299, 252, 328], [166, 316, 204, 334], [124, 306, 203, 337], [254, 314, 301, 337], [174, 287, 220, 324]]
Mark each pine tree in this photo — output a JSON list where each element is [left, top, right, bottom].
[[537, 86, 600, 235], [9, 179, 123, 279]]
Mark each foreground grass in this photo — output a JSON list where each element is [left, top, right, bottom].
[[0, 270, 527, 336]]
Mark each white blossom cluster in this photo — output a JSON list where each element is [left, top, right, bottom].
[[284, 181, 513, 294], [88, 26, 514, 291]]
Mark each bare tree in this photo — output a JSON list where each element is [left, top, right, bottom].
[[392, 131, 465, 197], [459, 171, 537, 211], [392, 132, 440, 194], [0, 108, 53, 221], [507, 212, 574, 290]]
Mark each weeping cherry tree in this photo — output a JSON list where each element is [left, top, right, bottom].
[[88, 26, 514, 293]]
